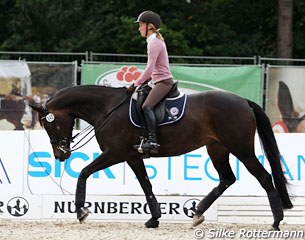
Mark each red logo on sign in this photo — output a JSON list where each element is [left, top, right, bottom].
[[116, 66, 141, 82]]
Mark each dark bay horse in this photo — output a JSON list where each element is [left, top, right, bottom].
[[30, 85, 293, 230]]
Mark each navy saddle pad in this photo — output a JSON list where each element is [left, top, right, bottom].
[[129, 93, 187, 128]]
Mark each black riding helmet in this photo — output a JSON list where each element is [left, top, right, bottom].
[[135, 10, 161, 30]]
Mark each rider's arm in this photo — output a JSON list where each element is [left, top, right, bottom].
[[134, 40, 161, 87]]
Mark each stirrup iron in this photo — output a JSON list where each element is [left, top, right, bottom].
[[137, 137, 144, 154]]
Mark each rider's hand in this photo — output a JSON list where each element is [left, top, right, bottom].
[[126, 83, 136, 95]]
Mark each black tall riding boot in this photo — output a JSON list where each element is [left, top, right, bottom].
[[142, 105, 159, 154]]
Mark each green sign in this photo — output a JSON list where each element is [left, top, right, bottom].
[[81, 63, 262, 104]]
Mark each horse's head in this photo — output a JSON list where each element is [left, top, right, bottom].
[[30, 104, 74, 161]]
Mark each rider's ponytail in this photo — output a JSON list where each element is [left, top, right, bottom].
[[156, 31, 164, 41], [149, 23, 164, 41]]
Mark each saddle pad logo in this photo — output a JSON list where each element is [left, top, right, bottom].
[[170, 107, 179, 116]]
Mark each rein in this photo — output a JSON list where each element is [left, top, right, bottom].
[[42, 93, 130, 153], [70, 125, 95, 151], [87, 93, 130, 140]]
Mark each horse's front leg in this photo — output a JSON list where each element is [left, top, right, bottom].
[[75, 152, 121, 223], [75, 173, 90, 223], [127, 159, 161, 228]]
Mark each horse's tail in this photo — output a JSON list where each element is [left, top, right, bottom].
[[247, 100, 293, 209]]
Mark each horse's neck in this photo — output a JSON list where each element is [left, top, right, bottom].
[[56, 87, 126, 126]]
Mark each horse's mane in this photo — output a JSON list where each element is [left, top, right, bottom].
[[47, 85, 127, 108], [54, 85, 126, 97]]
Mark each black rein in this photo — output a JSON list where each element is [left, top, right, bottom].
[[41, 93, 130, 153]]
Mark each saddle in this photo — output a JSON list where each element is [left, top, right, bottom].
[[129, 81, 187, 128]]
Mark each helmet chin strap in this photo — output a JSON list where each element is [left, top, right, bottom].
[[145, 23, 149, 37], [145, 23, 154, 37]]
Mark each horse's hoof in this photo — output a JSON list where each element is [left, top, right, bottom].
[[145, 218, 159, 228], [192, 214, 205, 227], [270, 222, 280, 231], [269, 226, 280, 231], [77, 207, 90, 224]]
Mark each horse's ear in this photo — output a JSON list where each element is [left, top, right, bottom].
[[277, 81, 296, 118], [29, 103, 43, 113]]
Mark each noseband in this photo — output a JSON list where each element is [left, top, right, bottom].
[[40, 107, 72, 154], [39, 93, 129, 155]]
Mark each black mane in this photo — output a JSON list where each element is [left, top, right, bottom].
[[48, 85, 127, 110], [54, 85, 126, 97]]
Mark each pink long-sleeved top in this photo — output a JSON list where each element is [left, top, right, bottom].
[[134, 33, 173, 87]]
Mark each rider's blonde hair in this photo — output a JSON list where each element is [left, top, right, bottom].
[[148, 23, 164, 41]]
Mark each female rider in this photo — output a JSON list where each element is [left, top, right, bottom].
[[127, 10, 174, 154]]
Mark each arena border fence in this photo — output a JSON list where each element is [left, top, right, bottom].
[[0, 51, 89, 65], [258, 57, 305, 66], [89, 52, 257, 66], [1, 51, 304, 66]]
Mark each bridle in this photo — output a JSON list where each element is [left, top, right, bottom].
[[40, 105, 96, 155], [39, 93, 130, 155], [40, 106, 75, 154]]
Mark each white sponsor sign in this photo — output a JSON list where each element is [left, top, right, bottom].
[[1, 130, 304, 224], [0, 194, 41, 219], [23, 131, 305, 196], [0, 131, 304, 197], [1, 194, 304, 225], [0, 131, 24, 194], [41, 195, 217, 222]]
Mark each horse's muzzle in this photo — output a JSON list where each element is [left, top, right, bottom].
[[54, 148, 71, 161]]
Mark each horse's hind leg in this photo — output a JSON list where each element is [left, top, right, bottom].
[[237, 153, 283, 230], [193, 142, 236, 227], [127, 159, 161, 228]]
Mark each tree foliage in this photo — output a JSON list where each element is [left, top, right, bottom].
[[0, 0, 304, 58]]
